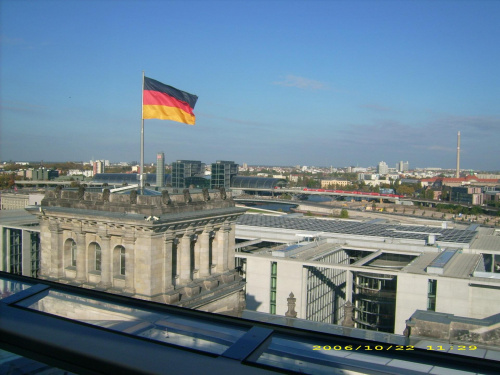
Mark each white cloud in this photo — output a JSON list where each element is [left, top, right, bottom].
[[273, 75, 328, 90]]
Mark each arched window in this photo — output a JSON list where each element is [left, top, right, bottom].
[[120, 247, 125, 276], [64, 239, 77, 268], [94, 243, 102, 271], [71, 241, 77, 267], [113, 245, 126, 276]]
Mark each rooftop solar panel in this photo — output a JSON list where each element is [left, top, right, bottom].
[[429, 249, 457, 268], [237, 215, 477, 244]]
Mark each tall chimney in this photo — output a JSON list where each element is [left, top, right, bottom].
[[456, 131, 460, 178]]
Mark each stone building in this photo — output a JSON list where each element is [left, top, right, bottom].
[[26, 187, 247, 315], [1, 192, 45, 210]]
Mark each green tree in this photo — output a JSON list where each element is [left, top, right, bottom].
[[424, 189, 434, 200], [340, 209, 349, 218], [396, 185, 415, 196]]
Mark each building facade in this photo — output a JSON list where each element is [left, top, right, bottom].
[[26, 188, 247, 315], [211, 161, 238, 189], [320, 179, 350, 188], [397, 161, 409, 173], [1, 192, 45, 210], [171, 160, 205, 188], [236, 214, 500, 335], [93, 161, 105, 175], [156, 152, 165, 188], [377, 161, 389, 175], [450, 186, 484, 205], [0, 210, 41, 278]]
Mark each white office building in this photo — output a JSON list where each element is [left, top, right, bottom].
[[236, 214, 500, 335]]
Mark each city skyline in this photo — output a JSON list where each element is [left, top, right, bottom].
[[1, 1, 499, 170]]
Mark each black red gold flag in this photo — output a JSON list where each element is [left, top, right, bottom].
[[143, 77, 198, 125]]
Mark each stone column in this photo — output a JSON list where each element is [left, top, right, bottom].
[[163, 234, 175, 291], [210, 230, 217, 275], [199, 231, 210, 278], [215, 226, 229, 274], [173, 237, 180, 287], [75, 230, 87, 283], [99, 233, 112, 288], [123, 234, 136, 294], [193, 233, 201, 280], [49, 220, 63, 278], [227, 222, 236, 270], [179, 234, 192, 284]]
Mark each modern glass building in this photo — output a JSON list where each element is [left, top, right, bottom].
[[231, 176, 287, 189], [171, 160, 205, 188], [0, 210, 41, 279], [211, 160, 238, 189]]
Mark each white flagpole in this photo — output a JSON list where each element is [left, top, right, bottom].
[[140, 71, 145, 193]]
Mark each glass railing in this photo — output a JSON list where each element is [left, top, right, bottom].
[[0, 277, 33, 300], [2, 272, 500, 375], [15, 289, 248, 355]]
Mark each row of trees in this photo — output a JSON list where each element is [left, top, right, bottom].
[[0, 173, 18, 190]]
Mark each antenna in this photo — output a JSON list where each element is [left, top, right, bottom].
[[456, 131, 460, 178]]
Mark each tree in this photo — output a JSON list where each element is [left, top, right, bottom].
[[0, 173, 17, 189], [396, 185, 415, 196], [340, 209, 349, 218], [424, 189, 434, 200]]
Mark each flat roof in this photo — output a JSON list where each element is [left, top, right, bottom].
[[402, 252, 481, 279], [237, 215, 477, 245], [0, 209, 39, 230], [471, 235, 500, 252]]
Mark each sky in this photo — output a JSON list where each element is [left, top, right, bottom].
[[1, 0, 499, 171]]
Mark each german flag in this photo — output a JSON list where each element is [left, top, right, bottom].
[[143, 77, 198, 125]]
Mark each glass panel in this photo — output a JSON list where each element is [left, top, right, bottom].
[[0, 348, 76, 374], [0, 277, 33, 300], [120, 248, 126, 276], [9, 229, 22, 275], [15, 290, 247, 355], [95, 244, 102, 271], [30, 232, 41, 278], [253, 333, 423, 375], [255, 334, 355, 374], [71, 240, 77, 267]]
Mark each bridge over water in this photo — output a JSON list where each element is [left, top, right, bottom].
[[232, 187, 405, 202]]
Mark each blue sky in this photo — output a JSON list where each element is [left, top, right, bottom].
[[1, 0, 499, 170]]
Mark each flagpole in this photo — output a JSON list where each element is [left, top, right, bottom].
[[140, 71, 145, 194]]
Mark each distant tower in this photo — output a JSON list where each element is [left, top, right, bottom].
[[377, 161, 388, 175], [156, 152, 165, 187], [93, 160, 105, 175], [456, 131, 461, 178]]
